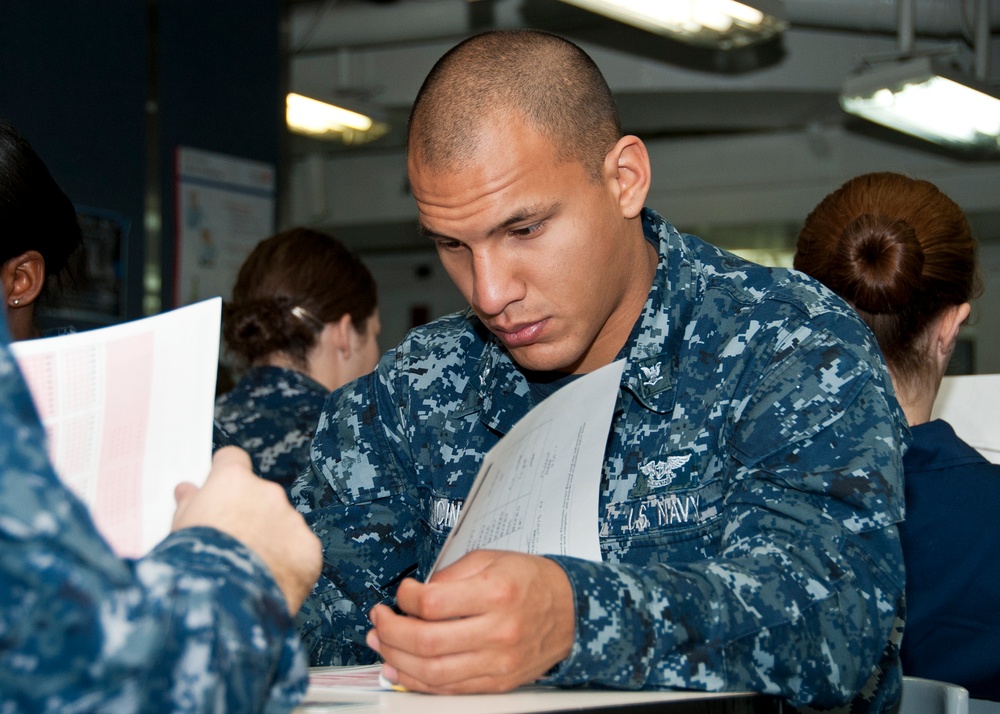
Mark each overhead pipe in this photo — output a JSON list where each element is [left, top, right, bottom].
[[974, 0, 991, 81], [290, 0, 1000, 53], [897, 0, 915, 55], [290, 0, 526, 52]]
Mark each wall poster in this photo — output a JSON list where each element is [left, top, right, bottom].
[[174, 146, 275, 307]]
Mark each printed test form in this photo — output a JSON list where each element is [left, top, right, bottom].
[[11, 299, 221, 557], [934, 373, 1000, 464], [429, 359, 624, 575]]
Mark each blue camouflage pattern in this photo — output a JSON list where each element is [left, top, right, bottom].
[[215, 365, 329, 494], [0, 323, 309, 713], [292, 208, 908, 713]]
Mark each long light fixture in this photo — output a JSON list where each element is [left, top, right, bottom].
[[840, 56, 1000, 153], [557, 0, 786, 49], [286, 92, 389, 144]]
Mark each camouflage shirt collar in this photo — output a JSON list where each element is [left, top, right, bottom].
[[476, 340, 534, 435], [617, 208, 691, 414], [246, 364, 329, 395]]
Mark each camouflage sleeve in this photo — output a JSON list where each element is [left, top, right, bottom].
[[1, 336, 307, 713], [0, 508, 307, 712], [130, 529, 308, 713], [291, 348, 421, 665], [1, 526, 308, 712], [543, 324, 906, 712]]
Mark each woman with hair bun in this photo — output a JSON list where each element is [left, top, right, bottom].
[[795, 171, 999, 700], [0, 120, 83, 341], [215, 227, 380, 494]]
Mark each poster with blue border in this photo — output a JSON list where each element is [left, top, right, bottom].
[[174, 146, 275, 307]]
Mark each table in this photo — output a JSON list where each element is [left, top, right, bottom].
[[297, 684, 781, 713]]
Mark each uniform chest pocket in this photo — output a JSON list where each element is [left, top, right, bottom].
[[599, 480, 726, 564]]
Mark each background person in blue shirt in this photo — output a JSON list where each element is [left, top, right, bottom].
[[795, 171, 1000, 701], [0, 119, 322, 712], [216, 227, 381, 494]]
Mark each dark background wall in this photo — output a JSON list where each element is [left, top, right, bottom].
[[0, 0, 281, 325], [158, 1, 283, 312]]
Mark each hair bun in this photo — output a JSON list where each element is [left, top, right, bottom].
[[222, 297, 313, 363], [829, 213, 925, 314]]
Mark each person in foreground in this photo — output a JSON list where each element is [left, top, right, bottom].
[[0, 315, 322, 711], [0, 120, 83, 341], [292, 30, 907, 712], [795, 172, 1000, 701], [0, 124, 323, 712], [215, 227, 380, 494]]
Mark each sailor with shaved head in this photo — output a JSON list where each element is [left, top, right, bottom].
[[292, 30, 907, 714]]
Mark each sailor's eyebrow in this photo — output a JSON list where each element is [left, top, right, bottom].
[[417, 202, 558, 242], [490, 203, 555, 234], [417, 224, 444, 242]]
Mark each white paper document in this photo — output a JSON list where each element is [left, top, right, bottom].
[[11, 299, 221, 557], [307, 664, 385, 692], [428, 359, 624, 576], [933, 373, 1000, 464]]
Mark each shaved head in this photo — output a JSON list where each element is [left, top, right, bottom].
[[408, 30, 623, 182]]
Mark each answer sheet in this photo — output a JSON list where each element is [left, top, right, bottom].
[[11, 299, 221, 557], [429, 359, 624, 575], [933, 373, 1000, 464]]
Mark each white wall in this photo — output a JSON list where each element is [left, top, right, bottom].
[[975, 243, 1000, 375], [290, 125, 1000, 230], [365, 251, 467, 350], [291, 125, 1000, 372]]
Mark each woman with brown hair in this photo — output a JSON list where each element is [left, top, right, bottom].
[[795, 171, 998, 700], [215, 227, 380, 494]]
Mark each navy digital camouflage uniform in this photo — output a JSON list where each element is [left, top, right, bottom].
[[0, 323, 308, 712], [292, 209, 908, 712], [216, 365, 329, 494]]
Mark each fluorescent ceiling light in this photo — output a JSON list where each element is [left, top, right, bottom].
[[286, 92, 389, 144], [841, 56, 1000, 153], [558, 0, 786, 49]]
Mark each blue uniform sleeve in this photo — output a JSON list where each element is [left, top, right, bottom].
[[291, 348, 421, 666], [543, 324, 905, 712], [0, 332, 308, 713]]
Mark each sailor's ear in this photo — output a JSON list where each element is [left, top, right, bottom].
[[603, 135, 651, 220]]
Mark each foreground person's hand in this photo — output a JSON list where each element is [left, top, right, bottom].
[[172, 446, 322, 614]]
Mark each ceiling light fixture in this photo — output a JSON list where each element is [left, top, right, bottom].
[[840, 56, 1000, 153], [557, 0, 786, 49], [839, 0, 998, 154], [286, 92, 389, 144]]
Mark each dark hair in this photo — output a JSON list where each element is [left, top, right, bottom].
[[795, 172, 981, 382], [0, 120, 83, 283], [407, 30, 623, 182], [222, 227, 377, 367]]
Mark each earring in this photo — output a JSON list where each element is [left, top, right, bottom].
[[11, 299, 18, 306]]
